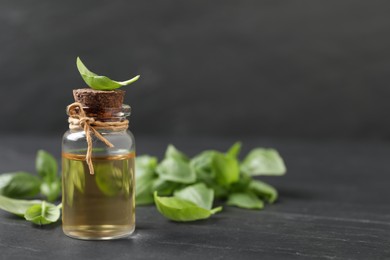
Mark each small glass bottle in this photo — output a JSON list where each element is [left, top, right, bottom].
[[62, 89, 135, 240]]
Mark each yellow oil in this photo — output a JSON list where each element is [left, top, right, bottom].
[[62, 152, 135, 240]]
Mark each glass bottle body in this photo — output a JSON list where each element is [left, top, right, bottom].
[[62, 128, 135, 240]]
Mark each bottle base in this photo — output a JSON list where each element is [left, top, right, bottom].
[[63, 224, 135, 240]]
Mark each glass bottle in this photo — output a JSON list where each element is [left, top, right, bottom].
[[62, 104, 135, 240]]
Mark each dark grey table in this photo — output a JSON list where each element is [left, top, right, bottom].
[[0, 135, 389, 260]]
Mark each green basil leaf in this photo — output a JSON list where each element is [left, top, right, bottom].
[[228, 173, 252, 193], [241, 148, 286, 176], [70, 160, 85, 193], [136, 175, 155, 205], [135, 156, 157, 205], [95, 163, 123, 196], [155, 158, 196, 184], [190, 151, 217, 182], [40, 179, 61, 202], [62, 159, 85, 206], [190, 151, 230, 198], [77, 57, 140, 91], [121, 161, 133, 199], [249, 180, 278, 203], [24, 201, 61, 225], [135, 155, 158, 204], [210, 183, 229, 199], [36, 150, 58, 182], [36, 150, 61, 202], [0, 172, 41, 199], [165, 145, 189, 162], [152, 178, 181, 196], [174, 183, 214, 210], [226, 142, 242, 158], [154, 192, 222, 222], [0, 174, 13, 190], [0, 195, 43, 217], [227, 192, 264, 209], [136, 155, 158, 178], [212, 153, 239, 186]]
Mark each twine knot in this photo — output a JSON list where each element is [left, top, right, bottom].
[[79, 117, 95, 126], [66, 102, 129, 175]]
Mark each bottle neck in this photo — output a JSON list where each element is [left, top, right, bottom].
[[68, 104, 131, 123]]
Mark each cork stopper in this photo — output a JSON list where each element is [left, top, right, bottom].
[[73, 88, 125, 120]]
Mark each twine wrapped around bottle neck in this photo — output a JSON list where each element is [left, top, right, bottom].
[[67, 102, 129, 175]]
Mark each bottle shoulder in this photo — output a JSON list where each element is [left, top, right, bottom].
[[63, 129, 134, 139], [62, 129, 135, 153]]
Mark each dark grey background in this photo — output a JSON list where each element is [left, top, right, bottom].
[[1, 0, 389, 139]]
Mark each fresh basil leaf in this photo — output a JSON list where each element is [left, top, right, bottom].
[[155, 157, 196, 184], [227, 192, 264, 209], [212, 153, 239, 186], [154, 192, 222, 222], [136, 155, 158, 177], [135, 155, 157, 202], [62, 159, 85, 206], [190, 151, 217, 182], [135, 155, 159, 205], [24, 201, 61, 225], [190, 151, 230, 198], [0, 195, 43, 217], [36, 150, 58, 182], [63, 161, 74, 207], [95, 163, 123, 196], [0, 174, 13, 190], [241, 148, 286, 176], [174, 183, 214, 210], [122, 161, 133, 199], [136, 175, 155, 205], [165, 145, 189, 162], [77, 57, 140, 91], [228, 173, 252, 193], [36, 150, 61, 202], [0, 172, 41, 199], [226, 142, 242, 158], [40, 179, 61, 202], [209, 183, 229, 199], [152, 178, 180, 196], [249, 180, 278, 203], [70, 160, 85, 193]]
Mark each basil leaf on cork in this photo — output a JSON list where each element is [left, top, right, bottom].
[[76, 57, 140, 91]]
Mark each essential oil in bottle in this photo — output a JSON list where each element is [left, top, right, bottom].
[[62, 89, 135, 240], [62, 152, 135, 239]]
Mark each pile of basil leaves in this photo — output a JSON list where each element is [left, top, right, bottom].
[[138, 142, 286, 221], [0, 143, 286, 225]]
